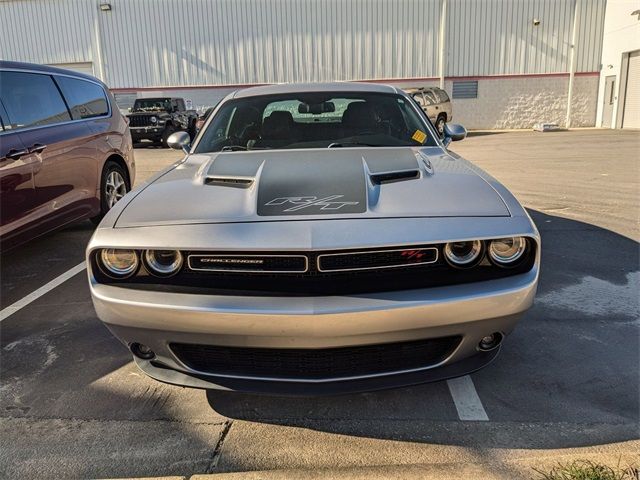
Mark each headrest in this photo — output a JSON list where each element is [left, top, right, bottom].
[[262, 111, 294, 139], [342, 102, 376, 129]]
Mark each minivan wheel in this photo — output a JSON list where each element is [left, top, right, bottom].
[[91, 161, 130, 224], [435, 115, 446, 136]]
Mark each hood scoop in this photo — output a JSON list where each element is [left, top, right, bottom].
[[204, 176, 254, 188], [363, 154, 423, 185], [369, 169, 420, 185], [203, 157, 265, 188]]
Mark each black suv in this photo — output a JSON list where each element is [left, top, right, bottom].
[[127, 97, 198, 147]]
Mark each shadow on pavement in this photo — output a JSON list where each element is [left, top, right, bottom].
[[0, 221, 95, 307], [206, 210, 640, 449], [0, 222, 224, 479], [133, 142, 166, 149]]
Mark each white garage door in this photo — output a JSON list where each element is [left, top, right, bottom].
[[622, 51, 640, 129], [47, 62, 95, 77]]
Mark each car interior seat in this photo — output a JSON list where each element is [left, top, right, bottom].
[[341, 102, 377, 137], [258, 111, 295, 148]]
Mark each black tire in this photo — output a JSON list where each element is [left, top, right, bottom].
[[188, 120, 197, 141], [90, 160, 130, 225], [161, 125, 176, 148], [435, 115, 446, 137]]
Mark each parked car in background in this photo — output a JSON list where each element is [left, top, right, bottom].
[[88, 82, 539, 395], [195, 106, 215, 133], [405, 87, 452, 135], [127, 97, 198, 147], [0, 61, 135, 250]]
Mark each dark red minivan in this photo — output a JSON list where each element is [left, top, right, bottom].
[[0, 61, 135, 249]]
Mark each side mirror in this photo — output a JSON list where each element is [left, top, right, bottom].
[[167, 131, 191, 153], [442, 123, 467, 147]]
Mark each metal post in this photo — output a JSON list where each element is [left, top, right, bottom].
[[566, 0, 580, 128], [438, 0, 447, 89]]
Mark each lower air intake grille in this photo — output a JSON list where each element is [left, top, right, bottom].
[[170, 336, 461, 380]]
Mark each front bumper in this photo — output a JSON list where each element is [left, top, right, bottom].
[[90, 265, 538, 394], [130, 126, 164, 141]]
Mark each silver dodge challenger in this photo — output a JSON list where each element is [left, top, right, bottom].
[[88, 83, 539, 394]]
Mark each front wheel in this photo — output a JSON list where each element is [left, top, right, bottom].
[[435, 115, 446, 137], [161, 125, 176, 148], [188, 120, 197, 141], [91, 161, 130, 224]]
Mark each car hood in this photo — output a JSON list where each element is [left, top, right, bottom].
[[115, 147, 510, 227]]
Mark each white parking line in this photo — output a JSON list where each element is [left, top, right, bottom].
[[0, 261, 87, 322], [447, 375, 489, 421]]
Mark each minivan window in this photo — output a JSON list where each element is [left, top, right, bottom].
[[0, 100, 8, 132], [0, 71, 71, 129], [56, 76, 109, 120]]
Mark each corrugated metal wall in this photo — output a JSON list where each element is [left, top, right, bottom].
[[0, 0, 605, 88], [446, 0, 606, 76], [96, 0, 441, 87], [0, 0, 96, 66]]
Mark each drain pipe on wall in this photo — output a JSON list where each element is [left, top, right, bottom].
[[566, 0, 580, 128], [438, 0, 447, 90], [93, 6, 107, 82]]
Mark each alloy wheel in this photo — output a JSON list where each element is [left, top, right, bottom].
[[105, 170, 127, 209]]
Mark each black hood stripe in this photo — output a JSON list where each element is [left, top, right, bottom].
[[207, 150, 420, 216]]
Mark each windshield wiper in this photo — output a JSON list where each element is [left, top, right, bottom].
[[221, 145, 273, 152], [221, 145, 247, 152], [327, 142, 377, 148]]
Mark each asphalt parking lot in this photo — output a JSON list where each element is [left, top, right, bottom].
[[0, 130, 638, 479]]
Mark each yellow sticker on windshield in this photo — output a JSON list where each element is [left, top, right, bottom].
[[412, 129, 427, 143]]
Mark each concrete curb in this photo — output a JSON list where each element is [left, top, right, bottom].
[[103, 449, 639, 480]]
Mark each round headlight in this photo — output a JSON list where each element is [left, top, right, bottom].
[[144, 250, 183, 276], [444, 240, 483, 268], [488, 237, 527, 266], [150, 116, 157, 123], [99, 249, 138, 278]]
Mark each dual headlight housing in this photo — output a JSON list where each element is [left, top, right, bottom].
[[98, 249, 183, 279], [96, 237, 531, 280], [443, 236, 529, 269]]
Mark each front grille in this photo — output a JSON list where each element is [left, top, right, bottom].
[[129, 114, 154, 127], [318, 247, 437, 272], [170, 336, 461, 380]]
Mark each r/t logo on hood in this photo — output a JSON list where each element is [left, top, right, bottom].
[[265, 195, 359, 212]]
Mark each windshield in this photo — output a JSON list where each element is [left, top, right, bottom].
[[194, 92, 437, 153], [133, 98, 171, 112]]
